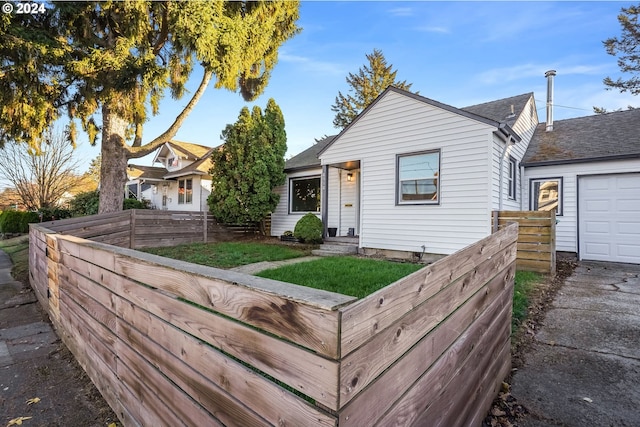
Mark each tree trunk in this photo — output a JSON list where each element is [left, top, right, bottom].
[[99, 105, 130, 214]]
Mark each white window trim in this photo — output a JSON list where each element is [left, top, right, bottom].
[[178, 178, 193, 205]]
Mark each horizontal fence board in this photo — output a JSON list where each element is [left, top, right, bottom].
[[339, 263, 514, 426], [340, 223, 518, 357], [375, 300, 512, 427], [493, 211, 555, 274], [117, 316, 268, 427], [115, 295, 337, 427], [41, 211, 131, 230], [113, 249, 348, 358]]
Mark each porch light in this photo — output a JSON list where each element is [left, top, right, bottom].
[[347, 172, 354, 182]]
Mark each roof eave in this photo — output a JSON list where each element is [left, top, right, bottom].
[[522, 153, 640, 168]]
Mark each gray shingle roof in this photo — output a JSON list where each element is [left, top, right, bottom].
[[285, 135, 336, 171], [523, 109, 640, 166], [461, 93, 534, 128]]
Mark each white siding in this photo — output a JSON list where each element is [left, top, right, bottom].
[[491, 96, 539, 211], [321, 90, 496, 255], [523, 158, 640, 253], [270, 168, 322, 236], [147, 175, 208, 212]]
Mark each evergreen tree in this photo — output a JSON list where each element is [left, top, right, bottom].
[[0, 1, 300, 213], [331, 49, 415, 129], [208, 99, 287, 228], [603, 4, 640, 95]]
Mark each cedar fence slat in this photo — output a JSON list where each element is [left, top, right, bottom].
[[492, 210, 556, 275], [28, 216, 518, 426]]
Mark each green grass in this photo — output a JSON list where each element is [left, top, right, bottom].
[[141, 241, 312, 269], [0, 235, 30, 283], [512, 270, 542, 328], [257, 256, 424, 298]]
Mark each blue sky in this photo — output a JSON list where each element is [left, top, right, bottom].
[[72, 1, 638, 172]]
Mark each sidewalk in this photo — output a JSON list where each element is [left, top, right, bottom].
[[0, 249, 118, 427], [229, 255, 321, 274], [511, 261, 640, 426]]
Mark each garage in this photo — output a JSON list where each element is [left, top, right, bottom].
[[579, 173, 640, 263]]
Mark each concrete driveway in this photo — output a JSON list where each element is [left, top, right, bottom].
[[511, 261, 640, 427]]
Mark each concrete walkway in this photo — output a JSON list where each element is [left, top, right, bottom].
[[230, 255, 321, 275], [511, 261, 640, 427]]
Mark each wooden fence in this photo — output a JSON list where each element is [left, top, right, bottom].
[[492, 210, 556, 275], [39, 209, 260, 249], [29, 217, 518, 426]]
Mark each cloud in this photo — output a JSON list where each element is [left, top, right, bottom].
[[279, 52, 347, 76], [388, 7, 413, 17], [415, 25, 450, 34], [477, 62, 611, 85]]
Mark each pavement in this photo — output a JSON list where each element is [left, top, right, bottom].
[[229, 255, 321, 274], [511, 261, 640, 427]]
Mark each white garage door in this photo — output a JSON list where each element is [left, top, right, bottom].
[[579, 173, 640, 263]]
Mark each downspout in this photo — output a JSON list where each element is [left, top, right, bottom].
[[321, 164, 329, 238], [497, 125, 515, 211]]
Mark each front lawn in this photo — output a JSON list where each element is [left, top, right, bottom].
[[256, 256, 424, 298], [140, 241, 312, 269], [512, 270, 542, 328]]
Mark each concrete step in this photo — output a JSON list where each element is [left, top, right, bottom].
[[311, 249, 354, 257], [318, 244, 358, 254]]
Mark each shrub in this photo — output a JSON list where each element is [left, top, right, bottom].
[[123, 197, 150, 210], [38, 207, 72, 222], [0, 210, 40, 234], [293, 213, 323, 244], [69, 190, 99, 216]]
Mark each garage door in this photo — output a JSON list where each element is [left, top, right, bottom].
[[579, 173, 640, 263]]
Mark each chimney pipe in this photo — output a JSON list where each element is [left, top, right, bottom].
[[545, 70, 556, 132]]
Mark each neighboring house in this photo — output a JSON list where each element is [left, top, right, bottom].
[[522, 109, 640, 264], [272, 86, 539, 257], [127, 140, 216, 212]]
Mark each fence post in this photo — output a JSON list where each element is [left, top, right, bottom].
[[130, 209, 136, 249], [492, 211, 499, 233], [203, 211, 208, 244]]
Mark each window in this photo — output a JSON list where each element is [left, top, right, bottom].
[[530, 178, 562, 215], [290, 176, 320, 213], [397, 150, 440, 204], [178, 178, 193, 204], [507, 157, 517, 200]]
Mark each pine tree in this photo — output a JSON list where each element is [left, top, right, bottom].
[[0, 1, 300, 213], [603, 4, 640, 95], [331, 49, 415, 129], [208, 99, 287, 228]]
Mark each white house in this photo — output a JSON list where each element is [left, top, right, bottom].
[[127, 140, 216, 212], [271, 86, 538, 257], [522, 109, 640, 264]]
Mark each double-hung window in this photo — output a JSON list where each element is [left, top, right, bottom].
[[178, 178, 193, 204], [290, 176, 321, 213], [397, 150, 440, 204]]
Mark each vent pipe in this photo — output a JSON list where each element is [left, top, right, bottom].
[[545, 70, 556, 132]]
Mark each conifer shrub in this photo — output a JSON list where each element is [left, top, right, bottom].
[[0, 210, 40, 233], [293, 213, 323, 244]]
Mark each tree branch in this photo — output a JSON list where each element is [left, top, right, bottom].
[[127, 69, 213, 159]]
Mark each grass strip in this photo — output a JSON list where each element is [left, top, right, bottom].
[[257, 256, 423, 298], [141, 241, 311, 269]]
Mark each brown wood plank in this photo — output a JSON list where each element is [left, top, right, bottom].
[[111, 271, 341, 410], [116, 349, 215, 427], [517, 242, 552, 252], [339, 264, 514, 425], [516, 258, 553, 273], [516, 250, 552, 261], [112, 249, 348, 358], [116, 294, 337, 427], [46, 217, 131, 234], [58, 288, 118, 374], [339, 247, 515, 408], [340, 223, 518, 357], [496, 218, 552, 227], [517, 226, 552, 235], [516, 233, 553, 244], [494, 210, 554, 218], [373, 301, 512, 427]]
